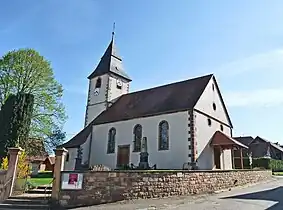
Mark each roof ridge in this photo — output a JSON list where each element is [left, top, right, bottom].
[[127, 73, 214, 96]]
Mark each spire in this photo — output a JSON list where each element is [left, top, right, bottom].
[[88, 25, 131, 81], [111, 22, 115, 41]]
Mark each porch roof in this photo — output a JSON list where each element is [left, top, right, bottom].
[[210, 131, 248, 149]]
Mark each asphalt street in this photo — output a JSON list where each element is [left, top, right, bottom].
[[75, 177, 283, 210]]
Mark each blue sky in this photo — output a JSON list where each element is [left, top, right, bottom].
[[1, 0, 283, 143]]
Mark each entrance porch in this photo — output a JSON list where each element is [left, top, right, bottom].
[[210, 131, 248, 170]]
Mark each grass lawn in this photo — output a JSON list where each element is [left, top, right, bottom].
[[28, 177, 53, 187], [273, 172, 283, 176]]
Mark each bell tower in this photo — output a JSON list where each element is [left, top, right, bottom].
[[84, 31, 131, 126]]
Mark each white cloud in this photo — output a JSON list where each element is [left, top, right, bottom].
[[214, 49, 283, 108], [217, 49, 283, 78], [224, 88, 283, 107]]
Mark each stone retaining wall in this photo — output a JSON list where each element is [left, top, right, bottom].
[[0, 170, 10, 203], [59, 170, 272, 208]]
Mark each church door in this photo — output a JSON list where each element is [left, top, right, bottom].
[[117, 145, 130, 168], [214, 147, 221, 169]]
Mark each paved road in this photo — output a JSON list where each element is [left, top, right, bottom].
[[75, 177, 283, 210]]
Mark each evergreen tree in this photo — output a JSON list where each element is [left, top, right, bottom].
[[0, 93, 34, 159]]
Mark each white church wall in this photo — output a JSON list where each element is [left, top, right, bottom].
[[85, 74, 109, 125], [107, 74, 129, 102], [64, 148, 77, 171], [194, 111, 231, 169], [194, 76, 231, 128], [86, 74, 130, 126], [193, 76, 233, 170], [81, 133, 92, 165], [90, 111, 189, 169]]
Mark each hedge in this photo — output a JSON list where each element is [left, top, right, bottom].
[[252, 158, 283, 171], [30, 171, 53, 178]]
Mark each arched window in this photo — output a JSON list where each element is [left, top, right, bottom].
[[95, 77, 102, 88], [107, 128, 116, 154], [133, 124, 142, 152], [158, 121, 169, 150]]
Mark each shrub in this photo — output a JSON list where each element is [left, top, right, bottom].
[[30, 171, 53, 178], [0, 151, 30, 178], [0, 156, 8, 170], [17, 151, 30, 179], [252, 158, 283, 171]]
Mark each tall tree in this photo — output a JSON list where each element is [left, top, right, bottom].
[[0, 93, 34, 159], [0, 49, 67, 155]]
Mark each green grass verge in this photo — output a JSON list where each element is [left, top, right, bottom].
[[28, 178, 53, 186], [273, 172, 283, 176]]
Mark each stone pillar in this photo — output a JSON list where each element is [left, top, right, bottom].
[[6, 147, 23, 197], [52, 148, 68, 201]]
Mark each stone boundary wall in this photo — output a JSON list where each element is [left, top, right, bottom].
[[59, 169, 272, 208], [0, 170, 10, 203]]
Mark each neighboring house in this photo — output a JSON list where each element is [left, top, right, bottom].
[[234, 136, 283, 161], [61, 34, 247, 171], [249, 136, 283, 160], [28, 155, 55, 175]]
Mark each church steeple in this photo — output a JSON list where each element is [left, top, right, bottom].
[[88, 28, 131, 81]]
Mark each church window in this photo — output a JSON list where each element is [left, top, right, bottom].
[[220, 124, 224, 131], [212, 83, 215, 91], [95, 77, 102, 88], [133, 124, 142, 152], [66, 153, 69, 162], [213, 103, 216, 111], [207, 118, 212, 126], [107, 128, 116, 154], [158, 121, 169, 150]]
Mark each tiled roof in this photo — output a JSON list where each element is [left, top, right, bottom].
[[211, 131, 248, 149], [93, 74, 213, 125], [233, 136, 254, 147], [62, 74, 213, 148]]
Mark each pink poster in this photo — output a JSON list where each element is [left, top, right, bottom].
[[68, 173, 78, 185]]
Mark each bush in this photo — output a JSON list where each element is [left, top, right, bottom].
[[0, 151, 30, 178], [0, 157, 8, 170], [252, 158, 283, 171]]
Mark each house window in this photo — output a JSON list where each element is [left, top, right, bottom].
[[95, 77, 102, 88], [107, 128, 116, 154], [158, 121, 169, 150], [133, 124, 142, 152], [213, 103, 216, 111], [207, 118, 212, 126], [220, 124, 224, 131]]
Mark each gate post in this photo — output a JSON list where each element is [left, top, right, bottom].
[[52, 148, 68, 201], [6, 147, 23, 197]]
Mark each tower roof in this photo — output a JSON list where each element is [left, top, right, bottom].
[[88, 38, 131, 81]]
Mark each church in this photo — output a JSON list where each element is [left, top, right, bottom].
[[61, 34, 247, 171]]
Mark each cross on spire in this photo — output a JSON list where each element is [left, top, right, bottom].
[[111, 22, 116, 40]]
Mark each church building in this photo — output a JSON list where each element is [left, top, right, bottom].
[[61, 35, 247, 171]]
